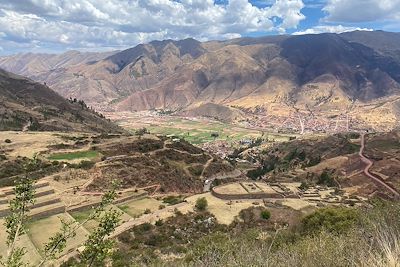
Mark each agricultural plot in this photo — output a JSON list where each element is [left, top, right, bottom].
[[117, 198, 163, 218], [128, 117, 261, 144], [70, 204, 132, 232], [0, 131, 65, 158], [27, 213, 88, 255], [0, 219, 42, 265], [47, 150, 101, 161]]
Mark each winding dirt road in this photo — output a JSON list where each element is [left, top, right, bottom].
[[359, 133, 400, 198]]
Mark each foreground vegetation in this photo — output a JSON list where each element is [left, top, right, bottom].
[[104, 201, 400, 267]]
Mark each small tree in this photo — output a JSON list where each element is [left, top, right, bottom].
[[135, 128, 149, 139], [39, 181, 121, 266], [2, 178, 35, 267], [1, 157, 37, 267], [0, 158, 122, 267], [195, 197, 208, 211], [80, 209, 121, 266]]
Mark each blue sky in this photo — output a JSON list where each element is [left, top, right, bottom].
[[0, 0, 399, 55]]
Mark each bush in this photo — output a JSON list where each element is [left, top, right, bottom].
[[163, 195, 183, 205], [317, 170, 336, 187], [69, 160, 95, 170], [195, 197, 208, 211], [4, 139, 12, 143], [299, 181, 309, 190], [138, 223, 152, 233], [174, 208, 183, 216], [301, 207, 360, 234], [155, 219, 163, 226], [144, 209, 151, 214], [260, 210, 271, 220]]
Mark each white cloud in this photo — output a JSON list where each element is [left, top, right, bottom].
[[292, 25, 373, 35], [323, 0, 400, 23], [0, 0, 306, 53]]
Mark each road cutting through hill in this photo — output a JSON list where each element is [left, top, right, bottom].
[[359, 133, 400, 198]]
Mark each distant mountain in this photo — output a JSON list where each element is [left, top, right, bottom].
[[1, 31, 400, 125], [0, 50, 116, 77], [0, 68, 123, 133]]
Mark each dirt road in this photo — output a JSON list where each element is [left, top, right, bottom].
[[359, 133, 400, 198]]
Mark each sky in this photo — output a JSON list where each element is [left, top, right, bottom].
[[0, 0, 399, 55]]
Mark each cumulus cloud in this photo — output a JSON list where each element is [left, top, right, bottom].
[[323, 0, 400, 23], [292, 25, 373, 35], [0, 0, 306, 53]]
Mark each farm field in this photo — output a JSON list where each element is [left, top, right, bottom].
[[70, 205, 133, 232], [110, 112, 295, 145], [27, 213, 89, 254], [0, 131, 65, 158], [47, 150, 101, 161]]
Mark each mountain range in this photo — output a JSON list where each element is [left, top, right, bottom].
[[1, 30, 400, 128]]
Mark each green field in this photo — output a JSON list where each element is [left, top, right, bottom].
[[145, 119, 262, 144], [48, 150, 100, 161]]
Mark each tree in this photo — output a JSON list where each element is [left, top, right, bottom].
[[0, 156, 38, 267], [0, 158, 121, 267], [195, 197, 208, 211], [80, 209, 121, 266], [39, 181, 121, 266], [135, 128, 149, 139]]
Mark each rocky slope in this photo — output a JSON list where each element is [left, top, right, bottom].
[[0, 68, 123, 133]]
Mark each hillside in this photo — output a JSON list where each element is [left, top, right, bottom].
[[87, 135, 235, 193], [0, 69, 123, 133], [1, 31, 400, 128]]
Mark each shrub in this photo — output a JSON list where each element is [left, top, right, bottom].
[[138, 223, 152, 233], [301, 207, 360, 234], [317, 170, 336, 187], [155, 219, 163, 226], [195, 197, 208, 211], [70, 160, 95, 170], [299, 181, 309, 190], [163, 195, 183, 205], [4, 139, 11, 143], [159, 205, 166, 210], [144, 209, 151, 214], [260, 210, 271, 220], [174, 208, 183, 216]]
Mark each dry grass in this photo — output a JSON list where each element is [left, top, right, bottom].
[[27, 213, 88, 256], [117, 198, 162, 218], [186, 193, 255, 225], [0, 131, 64, 158]]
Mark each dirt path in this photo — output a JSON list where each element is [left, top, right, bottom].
[[359, 133, 400, 198], [201, 158, 214, 191], [22, 121, 31, 132]]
